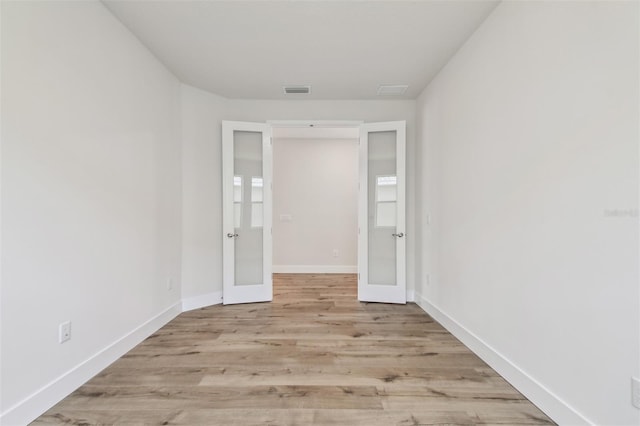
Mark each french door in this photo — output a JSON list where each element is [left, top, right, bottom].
[[222, 120, 405, 305], [357, 121, 406, 304], [222, 121, 272, 305]]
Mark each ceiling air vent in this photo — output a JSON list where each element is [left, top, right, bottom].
[[377, 85, 409, 96], [284, 85, 311, 95]]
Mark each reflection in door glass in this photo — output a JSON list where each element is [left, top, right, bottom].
[[368, 131, 397, 286], [233, 130, 263, 286], [251, 177, 263, 228], [233, 176, 242, 229], [375, 175, 396, 227]]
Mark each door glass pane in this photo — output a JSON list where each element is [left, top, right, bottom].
[[375, 175, 397, 227], [234, 176, 243, 229], [234, 131, 263, 286], [251, 177, 264, 228], [368, 131, 397, 285]]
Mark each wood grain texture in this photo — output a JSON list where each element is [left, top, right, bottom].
[[33, 274, 554, 425]]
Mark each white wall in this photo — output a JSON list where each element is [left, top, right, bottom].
[[180, 84, 227, 308], [1, 1, 182, 423], [415, 2, 639, 425], [181, 97, 416, 300], [273, 138, 358, 273]]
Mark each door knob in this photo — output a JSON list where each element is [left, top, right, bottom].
[[392, 232, 404, 238], [227, 233, 239, 238]]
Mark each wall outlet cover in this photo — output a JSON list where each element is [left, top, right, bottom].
[[59, 321, 71, 343]]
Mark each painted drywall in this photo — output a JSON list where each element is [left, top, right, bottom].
[[1, 1, 182, 423], [414, 1, 639, 425], [272, 138, 358, 272], [180, 96, 416, 301], [180, 84, 227, 307]]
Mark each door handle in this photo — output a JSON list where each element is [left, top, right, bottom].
[[392, 232, 404, 238], [227, 233, 239, 239]]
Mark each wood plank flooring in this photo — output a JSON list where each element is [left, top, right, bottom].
[[33, 274, 554, 425]]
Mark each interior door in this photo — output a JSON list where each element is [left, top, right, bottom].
[[222, 121, 272, 305], [358, 121, 406, 304]]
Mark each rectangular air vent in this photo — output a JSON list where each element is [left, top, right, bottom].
[[284, 85, 311, 95], [377, 85, 409, 96]]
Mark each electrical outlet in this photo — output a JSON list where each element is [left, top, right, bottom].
[[332, 249, 339, 258], [632, 377, 640, 409], [59, 321, 71, 343], [167, 277, 173, 291]]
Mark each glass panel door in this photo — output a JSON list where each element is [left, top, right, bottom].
[[223, 122, 272, 305], [358, 122, 406, 304]]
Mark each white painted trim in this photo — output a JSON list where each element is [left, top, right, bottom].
[[181, 291, 223, 311], [0, 302, 182, 426], [414, 292, 592, 426], [406, 289, 415, 302], [267, 120, 363, 128], [271, 126, 359, 140], [273, 265, 357, 274]]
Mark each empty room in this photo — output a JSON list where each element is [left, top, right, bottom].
[[1, 1, 638, 425]]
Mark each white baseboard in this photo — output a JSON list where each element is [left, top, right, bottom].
[[0, 302, 182, 426], [406, 289, 415, 302], [414, 292, 592, 426], [181, 291, 222, 311], [273, 265, 357, 274]]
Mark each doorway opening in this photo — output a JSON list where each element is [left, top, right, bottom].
[[271, 124, 360, 274], [270, 123, 361, 301], [222, 120, 406, 305]]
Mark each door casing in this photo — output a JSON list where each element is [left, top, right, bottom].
[[222, 120, 406, 305]]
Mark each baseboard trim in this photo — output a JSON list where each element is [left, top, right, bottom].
[[414, 292, 592, 426], [182, 291, 222, 311], [273, 265, 357, 274], [406, 289, 415, 302], [0, 302, 182, 426]]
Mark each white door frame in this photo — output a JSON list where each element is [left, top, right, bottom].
[[268, 120, 364, 128], [222, 119, 406, 305]]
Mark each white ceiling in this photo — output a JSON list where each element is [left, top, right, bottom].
[[103, 0, 499, 100]]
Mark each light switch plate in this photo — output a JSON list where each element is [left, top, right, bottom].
[[279, 214, 293, 222]]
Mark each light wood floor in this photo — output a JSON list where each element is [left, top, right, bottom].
[[34, 274, 554, 425]]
